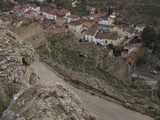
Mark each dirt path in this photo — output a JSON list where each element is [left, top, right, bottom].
[[33, 61, 154, 120]]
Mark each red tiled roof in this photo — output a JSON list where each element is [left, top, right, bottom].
[[13, 5, 22, 11], [25, 10, 33, 14], [60, 8, 70, 14], [49, 9, 59, 14], [96, 31, 118, 40], [93, 12, 106, 19], [86, 24, 101, 36], [49, 9, 65, 17], [35, 15, 44, 20], [69, 20, 82, 26]]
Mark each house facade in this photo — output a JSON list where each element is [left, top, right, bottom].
[[65, 15, 80, 23], [98, 19, 113, 25], [85, 24, 101, 42], [82, 20, 95, 29], [95, 31, 121, 45], [68, 21, 82, 33], [56, 17, 65, 26], [43, 12, 57, 20]]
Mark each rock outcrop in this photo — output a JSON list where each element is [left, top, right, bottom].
[[0, 24, 98, 119], [2, 84, 97, 120], [0, 24, 36, 115]]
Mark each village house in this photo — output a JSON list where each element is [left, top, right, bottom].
[[49, 9, 65, 18], [68, 21, 82, 33], [110, 26, 134, 39], [82, 19, 95, 29], [34, 15, 44, 21], [56, 17, 66, 26], [90, 7, 96, 15], [65, 14, 80, 23], [13, 5, 22, 13], [60, 8, 71, 16], [85, 24, 101, 42], [125, 53, 137, 72], [43, 10, 57, 21], [98, 18, 112, 26], [95, 31, 120, 45], [135, 26, 145, 33], [92, 12, 106, 21], [24, 10, 37, 19]]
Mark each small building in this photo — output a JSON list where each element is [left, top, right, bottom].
[[93, 12, 106, 20], [60, 8, 71, 16], [49, 9, 65, 17], [56, 17, 66, 26], [85, 24, 101, 42], [43, 11, 57, 21], [68, 21, 82, 33], [126, 53, 137, 72], [65, 14, 80, 23], [95, 31, 120, 45], [82, 20, 95, 29], [24, 10, 37, 19], [34, 15, 44, 21], [90, 7, 96, 15], [98, 17, 114, 25], [13, 5, 22, 13]]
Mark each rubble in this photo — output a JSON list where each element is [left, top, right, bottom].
[[2, 84, 98, 120]]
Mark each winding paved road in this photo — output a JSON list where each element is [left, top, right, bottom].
[[33, 61, 154, 120]]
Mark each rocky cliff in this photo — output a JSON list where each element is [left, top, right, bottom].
[[0, 24, 36, 115], [0, 24, 98, 119], [2, 84, 97, 120]]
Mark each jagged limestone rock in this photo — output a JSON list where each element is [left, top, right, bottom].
[[0, 24, 98, 119], [0, 24, 37, 115], [2, 84, 98, 120]]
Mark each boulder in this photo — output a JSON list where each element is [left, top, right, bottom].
[[2, 84, 98, 120], [0, 24, 37, 115]]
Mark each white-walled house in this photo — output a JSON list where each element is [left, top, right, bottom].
[[85, 24, 101, 42], [95, 31, 123, 46], [135, 26, 145, 33], [98, 19, 113, 25], [98, 15, 116, 25], [31, 6, 41, 13], [68, 21, 82, 33], [65, 15, 80, 23], [43, 12, 57, 20]]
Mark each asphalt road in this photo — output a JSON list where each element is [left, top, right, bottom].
[[33, 61, 154, 120], [135, 65, 160, 88]]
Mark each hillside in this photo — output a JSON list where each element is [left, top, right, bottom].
[[0, 23, 98, 120], [25, 29, 160, 118], [54, 0, 160, 25]]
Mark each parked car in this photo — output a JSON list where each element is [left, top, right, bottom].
[[150, 70, 157, 74]]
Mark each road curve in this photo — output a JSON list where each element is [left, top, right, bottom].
[[33, 61, 154, 120]]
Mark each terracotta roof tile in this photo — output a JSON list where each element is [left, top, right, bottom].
[[25, 10, 33, 14], [93, 12, 106, 19], [68, 15, 80, 19], [69, 20, 82, 26], [86, 24, 101, 35], [35, 15, 44, 20], [60, 8, 70, 14], [96, 31, 118, 40]]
